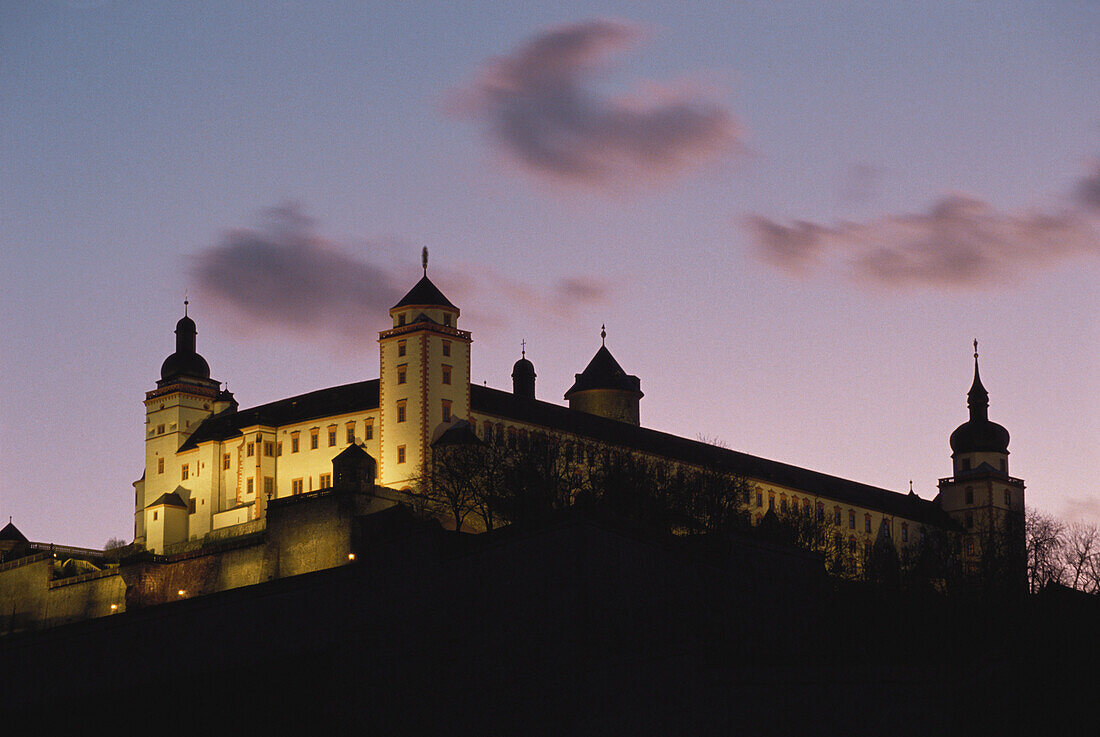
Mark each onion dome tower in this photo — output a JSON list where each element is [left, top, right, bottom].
[[138, 301, 224, 551], [937, 342, 1025, 584], [565, 326, 643, 425], [512, 341, 536, 399]]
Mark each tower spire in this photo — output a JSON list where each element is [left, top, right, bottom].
[[967, 339, 989, 421]]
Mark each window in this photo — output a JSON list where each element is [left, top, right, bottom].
[[442, 365, 452, 385], [181, 464, 189, 481], [346, 424, 355, 444], [153, 510, 158, 521], [397, 445, 406, 464], [397, 339, 406, 357], [443, 314, 451, 327], [834, 507, 842, 526], [263, 477, 274, 496], [901, 523, 909, 543], [264, 441, 275, 457], [397, 364, 407, 385], [848, 537, 856, 554], [310, 429, 319, 450], [246, 477, 254, 495], [398, 314, 406, 326], [365, 419, 374, 440], [223, 453, 230, 470], [188, 498, 196, 514], [999, 459, 1006, 472], [246, 442, 254, 457], [291, 433, 300, 453], [864, 514, 872, 533], [1004, 490, 1011, 506], [276, 442, 282, 457], [442, 340, 451, 357], [319, 473, 331, 489], [442, 399, 452, 423], [768, 493, 775, 511], [157, 424, 165, 435], [965, 487, 974, 505], [961, 458, 971, 471], [965, 537, 976, 556], [848, 511, 856, 529], [755, 490, 763, 508], [780, 496, 787, 513], [291, 478, 303, 495], [397, 400, 407, 423], [816, 502, 825, 522], [158, 457, 165, 474], [328, 427, 337, 447], [965, 512, 974, 529]]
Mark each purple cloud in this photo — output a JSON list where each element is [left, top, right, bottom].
[[1075, 161, 1100, 212], [192, 205, 610, 342], [453, 19, 740, 187], [192, 204, 405, 340], [746, 188, 1100, 289]]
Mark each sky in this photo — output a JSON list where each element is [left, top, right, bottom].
[[2, 1, 1097, 548]]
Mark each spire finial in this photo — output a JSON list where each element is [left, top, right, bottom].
[[422, 247, 428, 276], [184, 292, 189, 317], [521, 339, 526, 358], [600, 324, 606, 346], [909, 480, 913, 493], [973, 338, 979, 361]]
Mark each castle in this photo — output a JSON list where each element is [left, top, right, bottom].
[[133, 255, 1025, 569]]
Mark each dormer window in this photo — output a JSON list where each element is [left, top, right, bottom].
[[443, 314, 452, 327], [398, 314, 406, 326]]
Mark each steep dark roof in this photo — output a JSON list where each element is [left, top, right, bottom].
[[178, 374, 949, 527], [431, 420, 483, 448], [470, 385, 953, 527], [393, 276, 455, 310], [0, 521, 28, 542], [565, 346, 641, 397], [180, 380, 380, 450], [149, 492, 188, 509]]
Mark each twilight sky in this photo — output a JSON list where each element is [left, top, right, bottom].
[[2, 1, 1097, 547]]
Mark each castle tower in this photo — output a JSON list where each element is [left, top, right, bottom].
[[565, 326, 643, 425], [136, 304, 222, 550], [377, 250, 471, 488], [937, 342, 1025, 584]]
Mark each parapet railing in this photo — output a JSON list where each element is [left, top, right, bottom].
[[937, 474, 1025, 486]]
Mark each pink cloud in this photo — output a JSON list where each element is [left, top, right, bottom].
[[452, 19, 740, 188], [746, 189, 1099, 289]]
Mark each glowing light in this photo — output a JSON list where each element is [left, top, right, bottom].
[[347, 553, 356, 561], [177, 589, 186, 597], [110, 604, 118, 611]]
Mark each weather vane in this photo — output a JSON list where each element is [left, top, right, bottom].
[[521, 339, 526, 358], [184, 291, 189, 316], [422, 246, 428, 276], [600, 324, 606, 346]]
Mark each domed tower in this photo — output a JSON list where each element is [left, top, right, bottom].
[[378, 249, 471, 488], [512, 342, 536, 399], [137, 302, 225, 550], [937, 342, 1025, 583], [565, 326, 643, 425]]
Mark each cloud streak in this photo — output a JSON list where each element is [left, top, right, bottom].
[[191, 205, 609, 343], [746, 169, 1100, 289], [453, 19, 740, 187]]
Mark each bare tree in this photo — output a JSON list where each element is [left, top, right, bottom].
[[1062, 522, 1100, 593], [1025, 507, 1066, 594]]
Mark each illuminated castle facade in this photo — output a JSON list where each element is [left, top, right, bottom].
[[133, 261, 1025, 571]]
